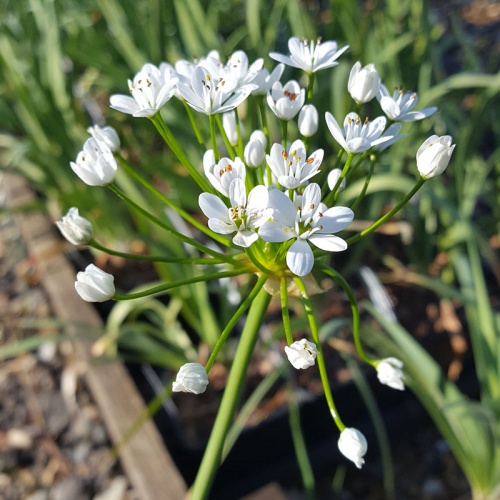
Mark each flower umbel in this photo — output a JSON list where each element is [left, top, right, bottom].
[[377, 85, 437, 122]]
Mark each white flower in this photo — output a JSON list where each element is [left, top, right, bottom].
[[199, 178, 273, 247], [376, 357, 405, 390], [203, 150, 246, 196], [249, 130, 267, 150], [87, 125, 120, 152], [377, 85, 437, 122], [172, 363, 208, 394], [244, 135, 266, 168], [251, 64, 285, 96], [270, 37, 348, 73], [325, 112, 388, 154], [259, 183, 354, 276], [224, 50, 264, 86], [177, 65, 255, 115], [338, 428, 368, 469], [327, 169, 346, 192], [348, 62, 381, 104], [267, 140, 323, 189], [372, 123, 407, 152], [416, 135, 455, 179], [222, 112, 239, 146], [56, 207, 93, 245], [267, 80, 305, 121], [71, 137, 118, 186], [110, 63, 178, 117], [298, 104, 319, 137], [284, 339, 319, 369], [75, 264, 115, 302]]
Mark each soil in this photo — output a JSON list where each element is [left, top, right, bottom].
[[0, 195, 135, 500]]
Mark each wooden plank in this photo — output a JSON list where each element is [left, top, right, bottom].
[[2, 173, 187, 500]]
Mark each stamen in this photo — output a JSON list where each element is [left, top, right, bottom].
[[310, 204, 315, 209], [206, 74, 211, 81], [282, 151, 288, 159], [364, 116, 369, 124], [306, 158, 314, 164]]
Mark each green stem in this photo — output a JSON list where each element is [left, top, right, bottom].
[[281, 119, 288, 150], [205, 274, 268, 371], [287, 384, 315, 499], [117, 156, 231, 247], [235, 109, 244, 159], [351, 154, 376, 212], [108, 184, 237, 263], [89, 239, 224, 265], [318, 263, 374, 365], [190, 287, 271, 500], [183, 100, 205, 148], [150, 114, 212, 193], [280, 276, 294, 345], [294, 277, 345, 431], [347, 177, 427, 245], [306, 72, 315, 103], [113, 269, 244, 300], [215, 114, 237, 160], [209, 114, 219, 161], [257, 96, 270, 148]]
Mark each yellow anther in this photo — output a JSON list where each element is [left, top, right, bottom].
[[306, 157, 314, 164], [206, 74, 211, 81], [292, 150, 297, 156], [282, 151, 288, 159], [310, 203, 315, 209]]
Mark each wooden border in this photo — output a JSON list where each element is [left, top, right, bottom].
[[2, 173, 187, 500]]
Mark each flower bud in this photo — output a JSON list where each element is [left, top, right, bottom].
[[172, 362, 209, 394], [71, 138, 118, 186], [222, 112, 239, 146], [244, 137, 265, 167], [249, 129, 267, 151], [87, 125, 120, 152], [298, 104, 319, 137], [338, 427, 368, 469], [75, 264, 115, 302], [416, 135, 455, 179], [284, 339, 319, 369], [376, 357, 405, 390], [56, 207, 93, 245], [327, 169, 346, 192], [348, 62, 380, 104]]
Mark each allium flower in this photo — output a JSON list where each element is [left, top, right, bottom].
[[270, 37, 349, 73], [177, 65, 255, 115], [75, 264, 115, 302], [199, 178, 273, 247], [325, 112, 388, 154], [244, 134, 266, 168], [298, 104, 319, 137], [251, 64, 285, 96], [376, 357, 405, 390], [56, 207, 93, 245], [87, 125, 120, 152], [416, 135, 455, 179], [172, 363, 209, 394], [71, 137, 118, 186], [267, 80, 305, 121], [377, 85, 437, 122], [224, 50, 264, 86], [203, 150, 246, 196], [110, 63, 178, 117], [338, 428, 368, 469], [259, 183, 354, 276], [284, 339, 319, 369], [267, 140, 323, 189], [348, 62, 381, 104], [327, 169, 346, 192]]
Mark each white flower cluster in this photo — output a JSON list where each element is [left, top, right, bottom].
[[64, 35, 457, 473]]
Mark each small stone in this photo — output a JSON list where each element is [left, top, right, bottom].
[[6, 428, 33, 449], [94, 476, 128, 500]]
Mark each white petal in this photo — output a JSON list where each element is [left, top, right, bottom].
[[268, 189, 296, 226], [199, 193, 229, 220], [380, 96, 400, 120], [110, 95, 141, 115], [258, 221, 295, 242], [325, 112, 347, 150], [309, 234, 348, 252], [229, 178, 246, 207], [208, 218, 235, 234], [233, 230, 258, 247], [318, 206, 354, 232], [287, 239, 314, 276], [399, 107, 437, 122]]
